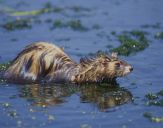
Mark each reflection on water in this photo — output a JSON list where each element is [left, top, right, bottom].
[[80, 84, 133, 111], [19, 83, 132, 111]]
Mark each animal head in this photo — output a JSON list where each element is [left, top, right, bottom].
[[80, 52, 133, 80], [101, 52, 133, 78]]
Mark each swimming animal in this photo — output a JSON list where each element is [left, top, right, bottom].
[[4, 42, 133, 84]]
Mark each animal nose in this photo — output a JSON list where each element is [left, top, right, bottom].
[[129, 67, 133, 72]]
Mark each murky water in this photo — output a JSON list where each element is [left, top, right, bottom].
[[0, 0, 163, 128]]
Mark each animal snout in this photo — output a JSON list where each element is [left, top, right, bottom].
[[129, 67, 133, 72]]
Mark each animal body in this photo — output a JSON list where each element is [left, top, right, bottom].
[[4, 42, 133, 84]]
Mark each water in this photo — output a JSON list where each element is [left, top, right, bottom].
[[0, 0, 163, 128]]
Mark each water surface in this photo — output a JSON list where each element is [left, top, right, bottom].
[[0, 0, 163, 128]]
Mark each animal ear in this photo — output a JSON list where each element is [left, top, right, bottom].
[[60, 47, 64, 51], [111, 52, 118, 58]]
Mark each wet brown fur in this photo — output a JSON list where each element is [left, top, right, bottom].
[[4, 42, 133, 84]]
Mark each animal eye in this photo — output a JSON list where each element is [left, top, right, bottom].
[[105, 58, 110, 62], [115, 63, 120, 67]]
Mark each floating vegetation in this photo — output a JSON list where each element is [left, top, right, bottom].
[[2, 102, 12, 108], [69, 6, 91, 12], [110, 30, 149, 56], [0, 62, 10, 71], [51, 19, 88, 31], [2, 2, 63, 16], [145, 90, 163, 107], [11, 38, 18, 42], [0, 62, 10, 84], [154, 32, 163, 39], [80, 124, 92, 128], [1, 19, 32, 31], [157, 90, 163, 96], [8, 110, 18, 118], [1, 2, 91, 17], [106, 44, 113, 49], [9, 6, 62, 16], [10, 9, 47, 16], [145, 93, 158, 100], [143, 112, 163, 123], [45, 18, 53, 23], [92, 24, 101, 30], [48, 115, 55, 121], [141, 23, 161, 29], [67, 20, 88, 31], [111, 31, 116, 35]]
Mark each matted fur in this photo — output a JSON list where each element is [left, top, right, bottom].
[[4, 42, 133, 84]]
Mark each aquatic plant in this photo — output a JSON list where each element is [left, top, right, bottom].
[[144, 112, 163, 123], [69, 6, 91, 12], [145, 93, 158, 100], [141, 23, 161, 29], [52, 19, 88, 31], [2, 19, 32, 31], [145, 90, 163, 107], [110, 30, 149, 56], [157, 90, 163, 96], [2, 2, 63, 16], [154, 32, 163, 39], [67, 20, 88, 31], [92, 24, 101, 30], [0, 62, 10, 71], [1, 3, 90, 17]]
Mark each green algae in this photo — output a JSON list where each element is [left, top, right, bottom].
[[80, 124, 92, 128], [157, 90, 163, 96], [3, 2, 63, 16], [141, 23, 161, 29], [111, 31, 116, 35], [143, 112, 163, 123], [110, 30, 149, 56], [52, 19, 88, 31], [146, 99, 163, 107], [1, 3, 90, 17], [154, 32, 163, 39], [2, 102, 12, 108], [10, 9, 46, 16], [145, 90, 163, 107], [8, 6, 62, 16], [0, 62, 10, 71], [145, 93, 158, 100], [52, 20, 63, 28], [67, 20, 88, 31], [10, 5, 90, 17], [8, 110, 18, 118], [92, 24, 101, 30], [2, 19, 32, 31], [0, 62, 10, 84], [69, 6, 91, 12]]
